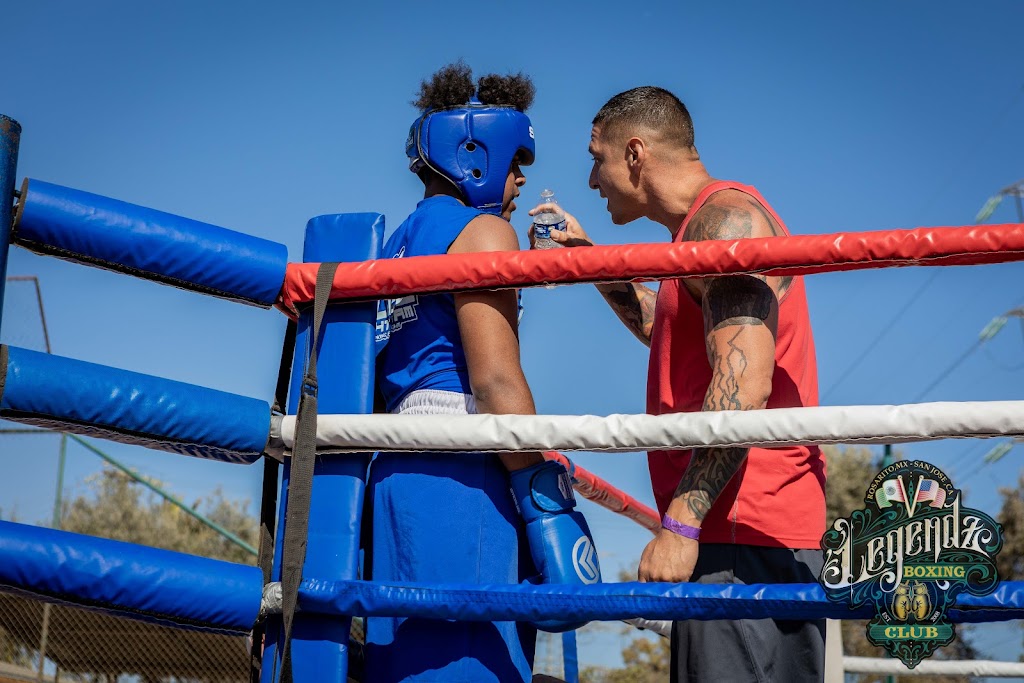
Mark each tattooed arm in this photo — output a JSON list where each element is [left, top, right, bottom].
[[595, 282, 658, 347], [528, 203, 658, 346], [639, 195, 784, 582], [666, 275, 778, 527]]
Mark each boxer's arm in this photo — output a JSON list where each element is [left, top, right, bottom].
[[451, 214, 544, 472]]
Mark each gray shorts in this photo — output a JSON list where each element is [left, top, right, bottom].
[[671, 544, 825, 683]]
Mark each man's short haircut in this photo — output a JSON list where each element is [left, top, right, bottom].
[[593, 86, 695, 149]]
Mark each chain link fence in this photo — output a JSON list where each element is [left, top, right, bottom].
[[0, 276, 254, 682], [0, 593, 249, 683], [0, 438, 256, 682]]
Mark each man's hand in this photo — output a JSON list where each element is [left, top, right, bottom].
[[638, 528, 698, 583], [527, 203, 595, 248]]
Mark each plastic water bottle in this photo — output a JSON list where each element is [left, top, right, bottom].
[[532, 189, 567, 250]]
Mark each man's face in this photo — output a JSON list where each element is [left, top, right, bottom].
[[588, 124, 641, 225], [500, 159, 526, 221]]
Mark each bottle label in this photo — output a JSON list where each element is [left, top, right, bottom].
[[533, 218, 567, 240]]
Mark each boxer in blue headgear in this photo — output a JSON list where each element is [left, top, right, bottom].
[[366, 62, 602, 683], [405, 93, 535, 215]]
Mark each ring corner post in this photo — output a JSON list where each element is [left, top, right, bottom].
[[262, 213, 383, 683], [0, 114, 23, 336]]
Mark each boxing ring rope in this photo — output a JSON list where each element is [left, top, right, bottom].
[[0, 159, 1022, 680], [844, 656, 1024, 677], [277, 222, 1024, 307], [7, 344, 1023, 465], [268, 401, 1024, 454], [545, 451, 661, 535]]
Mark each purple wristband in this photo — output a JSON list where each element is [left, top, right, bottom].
[[662, 514, 700, 540]]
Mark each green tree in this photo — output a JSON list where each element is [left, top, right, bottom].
[[0, 465, 259, 681], [579, 626, 668, 683], [60, 466, 258, 565], [994, 471, 1024, 660], [996, 471, 1024, 582]]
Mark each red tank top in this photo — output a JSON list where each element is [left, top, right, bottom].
[[646, 181, 826, 549]]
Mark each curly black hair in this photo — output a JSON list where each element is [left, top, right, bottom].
[[413, 61, 535, 112], [412, 60, 475, 110], [476, 72, 535, 112]]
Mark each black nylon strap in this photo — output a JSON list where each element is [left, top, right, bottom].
[[276, 263, 340, 683], [250, 321, 295, 683]]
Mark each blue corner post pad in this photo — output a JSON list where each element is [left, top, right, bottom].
[[262, 212, 383, 683], [12, 179, 288, 307], [0, 344, 270, 463], [0, 520, 263, 634]]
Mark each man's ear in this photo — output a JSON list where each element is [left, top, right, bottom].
[[626, 137, 646, 167], [626, 137, 646, 183]]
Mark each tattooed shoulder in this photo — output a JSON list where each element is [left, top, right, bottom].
[[685, 204, 755, 242]]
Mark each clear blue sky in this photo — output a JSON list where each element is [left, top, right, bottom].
[[2, 0, 1023, 672]]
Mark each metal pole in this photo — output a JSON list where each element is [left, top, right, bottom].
[[0, 114, 22, 338], [0, 428, 256, 555], [881, 443, 894, 683], [248, 321, 294, 683], [52, 434, 67, 528], [36, 432, 67, 682], [5, 276, 52, 353], [67, 433, 258, 556], [36, 605, 51, 682]]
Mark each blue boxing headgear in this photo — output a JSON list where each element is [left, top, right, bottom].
[[406, 100, 536, 214]]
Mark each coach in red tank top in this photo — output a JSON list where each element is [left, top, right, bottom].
[[530, 87, 826, 682], [647, 179, 825, 549]]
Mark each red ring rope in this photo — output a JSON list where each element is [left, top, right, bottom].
[[279, 223, 1024, 311]]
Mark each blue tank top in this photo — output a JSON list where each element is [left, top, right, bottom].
[[375, 195, 484, 412]]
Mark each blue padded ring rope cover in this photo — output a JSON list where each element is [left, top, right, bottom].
[[293, 578, 1024, 625], [0, 521, 262, 634], [13, 179, 288, 306], [0, 344, 270, 463]]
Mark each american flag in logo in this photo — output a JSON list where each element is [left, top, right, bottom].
[[915, 479, 947, 508]]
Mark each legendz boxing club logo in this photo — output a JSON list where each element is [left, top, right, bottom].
[[820, 460, 1002, 668]]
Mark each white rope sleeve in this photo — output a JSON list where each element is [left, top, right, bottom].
[[268, 401, 1024, 454], [623, 625, 1024, 676], [843, 656, 1024, 677], [623, 617, 672, 637]]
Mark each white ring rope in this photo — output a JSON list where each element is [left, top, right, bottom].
[[843, 656, 1024, 677], [269, 401, 1024, 454], [613, 621, 1024, 678]]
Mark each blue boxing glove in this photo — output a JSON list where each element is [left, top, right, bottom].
[[509, 460, 602, 632]]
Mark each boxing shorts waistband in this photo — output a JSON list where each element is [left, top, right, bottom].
[[393, 389, 478, 415]]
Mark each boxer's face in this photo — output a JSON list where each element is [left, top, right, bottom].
[[500, 158, 527, 221], [588, 124, 641, 225]]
